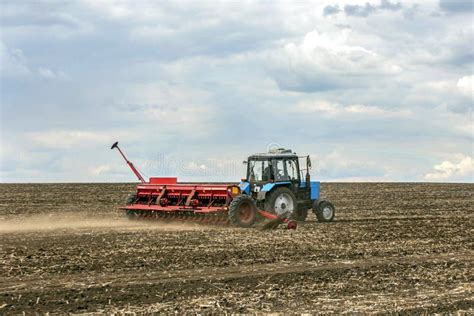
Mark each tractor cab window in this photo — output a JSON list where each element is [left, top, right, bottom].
[[273, 159, 286, 181], [286, 159, 298, 181], [248, 159, 272, 182], [271, 158, 299, 181]]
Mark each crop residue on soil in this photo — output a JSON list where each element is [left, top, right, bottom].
[[0, 182, 472, 314], [0, 213, 209, 233]]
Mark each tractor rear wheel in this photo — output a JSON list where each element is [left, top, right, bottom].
[[313, 199, 335, 222], [264, 187, 297, 219], [228, 194, 257, 228]]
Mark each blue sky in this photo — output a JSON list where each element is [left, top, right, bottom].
[[0, 0, 472, 183]]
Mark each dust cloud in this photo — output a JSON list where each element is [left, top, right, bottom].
[[0, 213, 211, 233]]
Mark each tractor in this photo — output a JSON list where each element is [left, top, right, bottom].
[[112, 142, 335, 229], [229, 148, 335, 227]]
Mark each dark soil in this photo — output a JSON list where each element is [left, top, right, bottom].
[[0, 183, 472, 313]]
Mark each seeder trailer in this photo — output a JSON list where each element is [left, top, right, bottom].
[[112, 142, 335, 229]]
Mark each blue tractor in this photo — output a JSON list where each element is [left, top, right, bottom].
[[228, 148, 335, 228]]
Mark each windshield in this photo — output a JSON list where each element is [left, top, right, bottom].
[[248, 159, 272, 182]]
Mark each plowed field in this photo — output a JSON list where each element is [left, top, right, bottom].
[[0, 183, 472, 313]]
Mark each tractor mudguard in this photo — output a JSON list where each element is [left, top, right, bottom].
[[256, 181, 291, 201], [262, 182, 291, 192], [238, 181, 251, 194]]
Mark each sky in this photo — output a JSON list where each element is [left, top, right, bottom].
[[0, 0, 473, 183]]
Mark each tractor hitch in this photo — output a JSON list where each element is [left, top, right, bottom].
[[257, 209, 297, 230]]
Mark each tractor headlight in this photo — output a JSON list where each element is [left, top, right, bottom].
[[229, 186, 240, 197]]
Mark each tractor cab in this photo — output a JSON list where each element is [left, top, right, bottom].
[[241, 148, 313, 194], [246, 149, 301, 191]]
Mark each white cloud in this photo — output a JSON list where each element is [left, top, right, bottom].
[[457, 75, 473, 98], [87, 162, 135, 179], [113, 82, 216, 138], [268, 28, 402, 92], [311, 148, 391, 181], [89, 164, 111, 175], [37, 67, 69, 80], [0, 40, 69, 80], [0, 41, 31, 78], [1, 1, 473, 183], [452, 123, 473, 137], [424, 155, 474, 182], [294, 100, 411, 118], [421, 80, 454, 93]]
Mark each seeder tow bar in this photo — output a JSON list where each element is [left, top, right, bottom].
[[112, 141, 336, 229]]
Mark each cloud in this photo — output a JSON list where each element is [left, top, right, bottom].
[[89, 164, 112, 176], [457, 75, 474, 98], [268, 29, 400, 92], [110, 81, 217, 140], [424, 155, 474, 181], [344, 3, 378, 17], [37, 67, 69, 80], [0, 1, 473, 182], [0, 40, 69, 80], [294, 100, 411, 118], [82, 1, 293, 60], [28, 130, 133, 149], [323, 5, 341, 16], [0, 41, 31, 78], [379, 0, 403, 11], [0, 1, 93, 39], [323, 1, 402, 17], [439, 0, 473, 14], [312, 149, 391, 181]]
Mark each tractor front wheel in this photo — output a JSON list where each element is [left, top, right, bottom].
[[228, 194, 257, 228], [313, 199, 335, 222]]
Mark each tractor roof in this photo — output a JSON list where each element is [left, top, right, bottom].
[[249, 148, 298, 160]]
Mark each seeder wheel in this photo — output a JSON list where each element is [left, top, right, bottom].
[[126, 210, 137, 220]]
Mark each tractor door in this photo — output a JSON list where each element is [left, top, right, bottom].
[[285, 158, 300, 193], [272, 158, 300, 193]]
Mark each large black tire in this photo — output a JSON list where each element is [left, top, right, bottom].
[[293, 207, 308, 222], [312, 199, 335, 222], [264, 187, 297, 219], [228, 194, 258, 228]]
